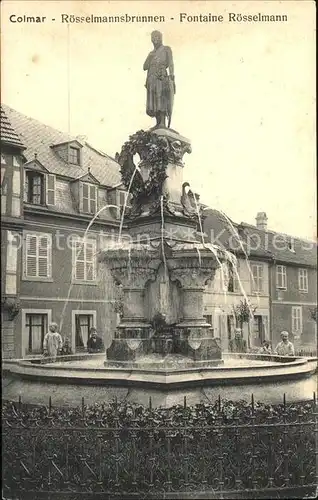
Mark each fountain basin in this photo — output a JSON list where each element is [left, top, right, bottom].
[[2, 354, 317, 408]]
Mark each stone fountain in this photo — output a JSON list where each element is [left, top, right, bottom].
[[98, 31, 230, 370], [99, 127, 229, 370]]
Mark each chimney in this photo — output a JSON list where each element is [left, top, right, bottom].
[[256, 212, 268, 231]]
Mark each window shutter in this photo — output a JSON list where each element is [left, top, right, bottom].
[[82, 183, 89, 213], [119, 191, 126, 207], [76, 260, 85, 280], [73, 240, 85, 281], [38, 236, 50, 277], [251, 265, 257, 292], [259, 266, 263, 291], [46, 174, 56, 205], [85, 242, 96, 281], [116, 190, 127, 219], [25, 234, 38, 277], [89, 185, 96, 214], [24, 170, 29, 202]]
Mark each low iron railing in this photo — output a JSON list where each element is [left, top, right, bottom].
[[2, 394, 318, 499]]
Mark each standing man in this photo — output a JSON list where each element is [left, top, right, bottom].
[[274, 331, 295, 356], [229, 328, 247, 353], [143, 31, 175, 129], [43, 322, 63, 362]]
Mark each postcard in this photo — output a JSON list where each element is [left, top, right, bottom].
[[1, 1, 317, 499]]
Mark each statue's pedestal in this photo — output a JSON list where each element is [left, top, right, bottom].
[[153, 128, 191, 207], [137, 128, 193, 219]]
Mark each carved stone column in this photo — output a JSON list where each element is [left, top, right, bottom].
[[169, 261, 221, 362], [170, 265, 217, 326], [122, 288, 145, 323], [109, 264, 159, 327], [102, 251, 161, 363], [182, 288, 205, 325]]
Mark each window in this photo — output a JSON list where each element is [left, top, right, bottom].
[[25, 171, 44, 205], [227, 262, 239, 293], [24, 233, 52, 280], [24, 171, 55, 206], [69, 146, 80, 165], [292, 306, 302, 335], [72, 238, 97, 282], [251, 264, 263, 293], [252, 315, 265, 346], [298, 268, 308, 292], [276, 265, 287, 290], [75, 314, 94, 350], [25, 313, 48, 353], [81, 183, 97, 214]]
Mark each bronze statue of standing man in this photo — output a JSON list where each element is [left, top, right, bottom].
[[143, 31, 176, 129]]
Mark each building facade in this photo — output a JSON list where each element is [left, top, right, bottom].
[[202, 209, 272, 351], [2, 105, 126, 358], [239, 213, 317, 351], [203, 258, 271, 351], [1, 106, 26, 358], [270, 244, 317, 351], [203, 209, 317, 352]]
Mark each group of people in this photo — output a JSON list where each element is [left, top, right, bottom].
[[42, 323, 104, 361], [229, 328, 295, 356], [259, 330, 295, 356], [43, 322, 295, 361]]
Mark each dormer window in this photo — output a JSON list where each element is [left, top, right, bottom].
[[81, 182, 97, 214], [51, 140, 83, 166], [24, 168, 56, 207], [25, 171, 45, 205], [288, 240, 295, 253], [70, 146, 81, 165]]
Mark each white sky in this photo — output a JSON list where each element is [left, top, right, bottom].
[[1, 0, 316, 239]]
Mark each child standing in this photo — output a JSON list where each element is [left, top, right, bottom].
[[43, 322, 63, 362]]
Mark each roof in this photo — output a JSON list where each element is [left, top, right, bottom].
[[203, 209, 317, 268], [2, 105, 121, 187], [0, 106, 25, 149], [202, 208, 273, 260], [239, 221, 317, 267]]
